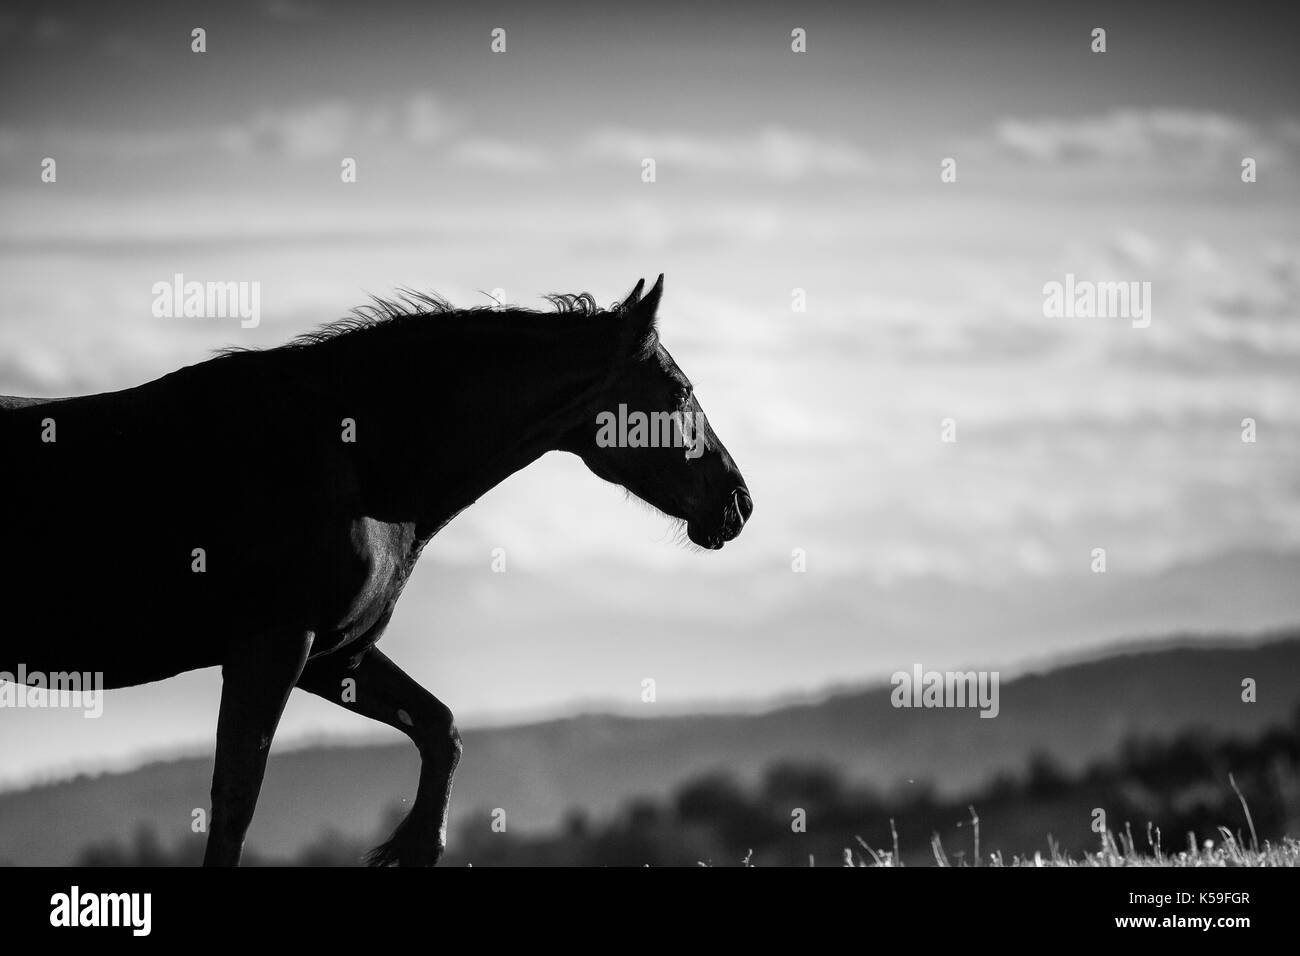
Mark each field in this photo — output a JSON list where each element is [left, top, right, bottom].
[[840, 831, 1300, 867]]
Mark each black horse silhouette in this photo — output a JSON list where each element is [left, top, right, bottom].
[[0, 274, 751, 866]]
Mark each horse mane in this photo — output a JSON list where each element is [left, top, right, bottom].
[[217, 289, 618, 358]]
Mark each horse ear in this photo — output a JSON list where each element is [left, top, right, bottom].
[[627, 273, 662, 334], [638, 273, 664, 318], [620, 274, 662, 358], [620, 278, 646, 311]]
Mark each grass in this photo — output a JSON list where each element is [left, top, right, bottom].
[[732, 797, 1300, 867], [838, 831, 1300, 867]]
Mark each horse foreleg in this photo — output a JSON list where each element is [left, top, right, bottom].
[[296, 646, 461, 866], [202, 630, 314, 867]]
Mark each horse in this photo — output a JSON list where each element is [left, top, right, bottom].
[[0, 274, 752, 866]]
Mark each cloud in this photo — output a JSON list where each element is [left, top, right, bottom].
[[0, 92, 460, 163], [227, 101, 359, 158], [450, 138, 550, 172], [0, 94, 879, 189], [440, 124, 875, 181], [223, 92, 459, 158], [1042, 234, 1300, 376], [403, 93, 457, 146], [583, 125, 872, 181], [988, 109, 1298, 175]]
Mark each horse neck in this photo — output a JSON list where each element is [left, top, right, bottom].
[[319, 311, 621, 535]]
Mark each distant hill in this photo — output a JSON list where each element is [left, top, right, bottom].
[[2, 633, 1297, 865]]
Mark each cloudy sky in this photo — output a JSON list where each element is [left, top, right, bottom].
[[2, 0, 1299, 785]]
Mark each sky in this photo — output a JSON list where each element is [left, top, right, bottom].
[[1, 0, 1299, 785]]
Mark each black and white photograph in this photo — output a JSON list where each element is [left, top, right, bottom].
[[0, 0, 1297, 937]]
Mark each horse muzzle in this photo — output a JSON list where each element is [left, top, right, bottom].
[[689, 487, 753, 549]]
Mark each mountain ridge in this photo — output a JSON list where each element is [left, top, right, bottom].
[[2, 632, 1297, 865]]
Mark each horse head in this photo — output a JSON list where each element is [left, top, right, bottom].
[[563, 275, 753, 550]]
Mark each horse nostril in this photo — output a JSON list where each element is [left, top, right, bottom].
[[733, 488, 753, 523]]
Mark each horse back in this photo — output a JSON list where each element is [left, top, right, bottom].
[[0, 395, 51, 410]]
